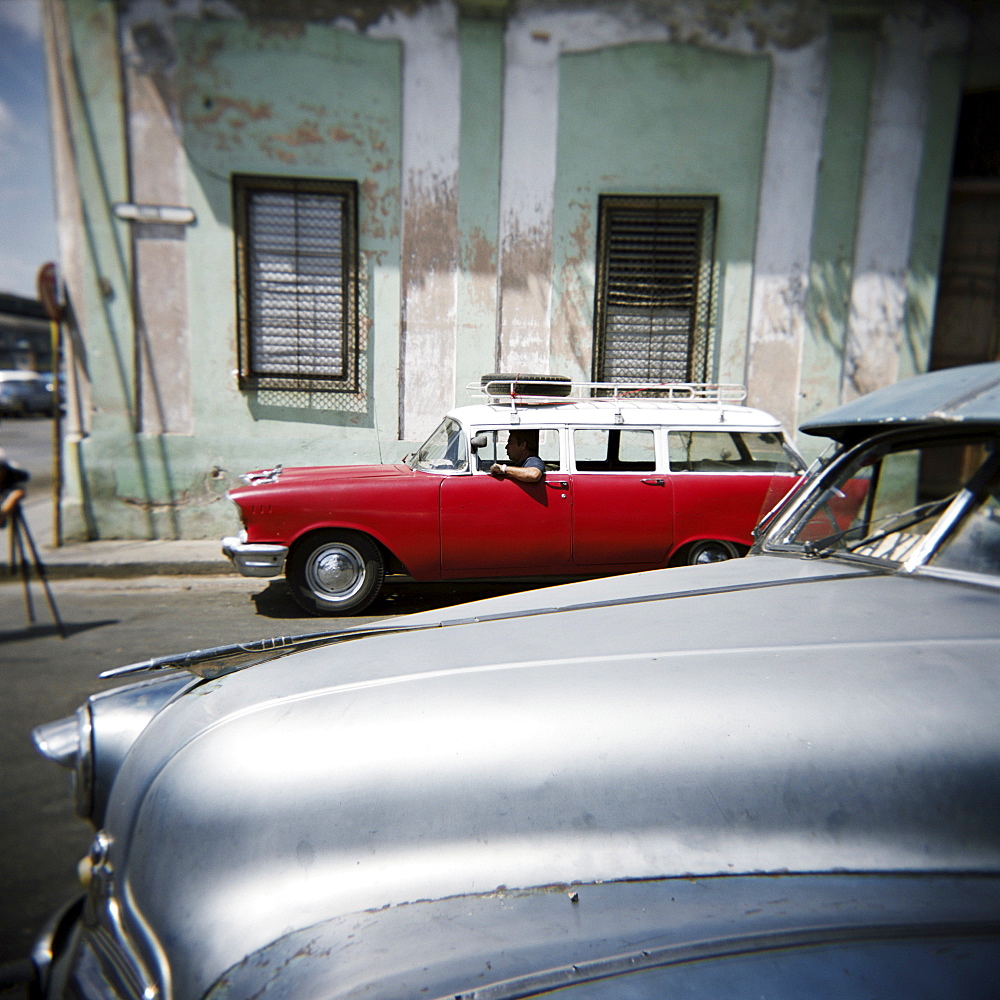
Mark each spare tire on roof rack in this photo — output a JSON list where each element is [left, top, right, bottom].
[[481, 373, 573, 397]]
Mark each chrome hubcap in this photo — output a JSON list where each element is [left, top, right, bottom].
[[693, 543, 733, 564], [307, 545, 365, 601]]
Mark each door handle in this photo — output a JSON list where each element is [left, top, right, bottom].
[[641, 478, 665, 486], [547, 481, 569, 489]]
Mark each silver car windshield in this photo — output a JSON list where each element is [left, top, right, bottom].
[[407, 417, 469, 473], [767, 435, 1000, 576]]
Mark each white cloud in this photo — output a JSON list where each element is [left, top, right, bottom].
[[0, 0, 43, 42], [0, 97, 23, 184], [0, 96, 13, 136], [0, 98, 17, 189]]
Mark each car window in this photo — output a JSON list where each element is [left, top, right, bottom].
[[668, 430, 801, 473], [772, 438, 999, 569], [573, 428, 656, 471], [472, 429, 562, 472], [408, 418, 469, 473]]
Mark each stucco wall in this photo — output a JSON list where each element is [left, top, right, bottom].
[[44, 0, 980, 539], [551, 42, 770, 387]]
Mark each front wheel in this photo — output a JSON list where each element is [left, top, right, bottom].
[[286, 530, 385, 615], [686, 540, 741, 565]]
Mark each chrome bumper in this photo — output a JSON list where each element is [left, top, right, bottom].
[[221, 536, 288, 578], [30, 896, 84, 999]]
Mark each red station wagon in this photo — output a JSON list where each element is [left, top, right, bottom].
[[222, 377, 806, 614]]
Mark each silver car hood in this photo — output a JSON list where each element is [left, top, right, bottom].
[[102, 557, 1000, 1000]]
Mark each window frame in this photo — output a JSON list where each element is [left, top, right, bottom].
[[593, 194, 718, 386], [233, 173, 360, 393], [571, 427, 659, 473], [470, 428, 564, 474]]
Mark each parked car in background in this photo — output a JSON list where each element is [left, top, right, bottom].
[[0, 369, 53, 416], [30, 362, 1000, 1000], [223, 376, 806, 614]]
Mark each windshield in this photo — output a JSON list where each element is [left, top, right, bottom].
[[407, 418, 469, 473], [765, 434, 1000, 575]]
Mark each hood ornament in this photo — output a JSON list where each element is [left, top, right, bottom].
[[240, 464, 283, 486]]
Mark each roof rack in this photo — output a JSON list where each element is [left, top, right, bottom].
[[469, 377, 747, 407]]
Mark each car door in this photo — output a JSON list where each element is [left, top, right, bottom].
[[666, 428, 804, 548], [569, 427, 674, 566], [439, 428, 572, 573]]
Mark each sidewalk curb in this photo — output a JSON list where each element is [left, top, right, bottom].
[[4, 539, 236, 581], [12, 559, 238, 580], [8, 498, 237, 581]]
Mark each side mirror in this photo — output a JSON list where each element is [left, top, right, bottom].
[[470, 434, 488, 452]]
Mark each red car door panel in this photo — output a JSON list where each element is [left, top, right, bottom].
[[670, 472, 801, 549], [570, 474, 674, 566], [439, 475, 572, 572]]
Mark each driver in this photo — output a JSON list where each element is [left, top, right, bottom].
[[490, 430, 545, 484]]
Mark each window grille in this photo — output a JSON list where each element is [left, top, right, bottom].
[[234, 175, 359, 392], [593, 195, 717, 385]]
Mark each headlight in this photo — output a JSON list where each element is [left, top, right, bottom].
[[32, 706, 93, 819], [32, 673, 195, 826]]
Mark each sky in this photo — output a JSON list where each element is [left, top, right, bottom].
[[0, 0, 58, 300]]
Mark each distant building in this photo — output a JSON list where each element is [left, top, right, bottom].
[[41, 0, 1000, 541], [0, 293, 53, 374]]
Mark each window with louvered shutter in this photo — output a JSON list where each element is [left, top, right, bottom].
[[593, 195, 717, 385], [233, 175, 359, 392]]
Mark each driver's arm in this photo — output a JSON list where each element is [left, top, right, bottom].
[[490, 462, 544, 484]]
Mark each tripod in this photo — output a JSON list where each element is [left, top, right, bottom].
[[3, 488, 65, 637]]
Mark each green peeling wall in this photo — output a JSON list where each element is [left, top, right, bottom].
[[455, 17, 503, 398], [62, 8, 405, 539], [48, 0, 983, 541], [551, 42, 770, 385], [801, 25, 877, 431]]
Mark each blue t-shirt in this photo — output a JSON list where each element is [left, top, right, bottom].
[[521, 456, 546, 474]]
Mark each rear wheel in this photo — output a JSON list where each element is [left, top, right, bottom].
[[286, 530, 385, 616], [686, 540, 741, 565]]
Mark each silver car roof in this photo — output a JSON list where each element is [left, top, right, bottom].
[[800, 361, 1000, 444]]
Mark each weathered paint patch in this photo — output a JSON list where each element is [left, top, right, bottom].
[[388, 1, 461, 438], [455, 16, 502, 394], [746, 38, 827, 431], [496, 15, 558, 372], [499, 220, 554, 370], [551, 200, 595, 381], [402, 172, 460, 421], [841, 8, 966, 400], [797, 23, 876, 442], [746, 272, 810, 433], [189, 95, 273, 127]]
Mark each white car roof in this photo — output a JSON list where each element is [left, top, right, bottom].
[[444, 379, 792, 432]]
